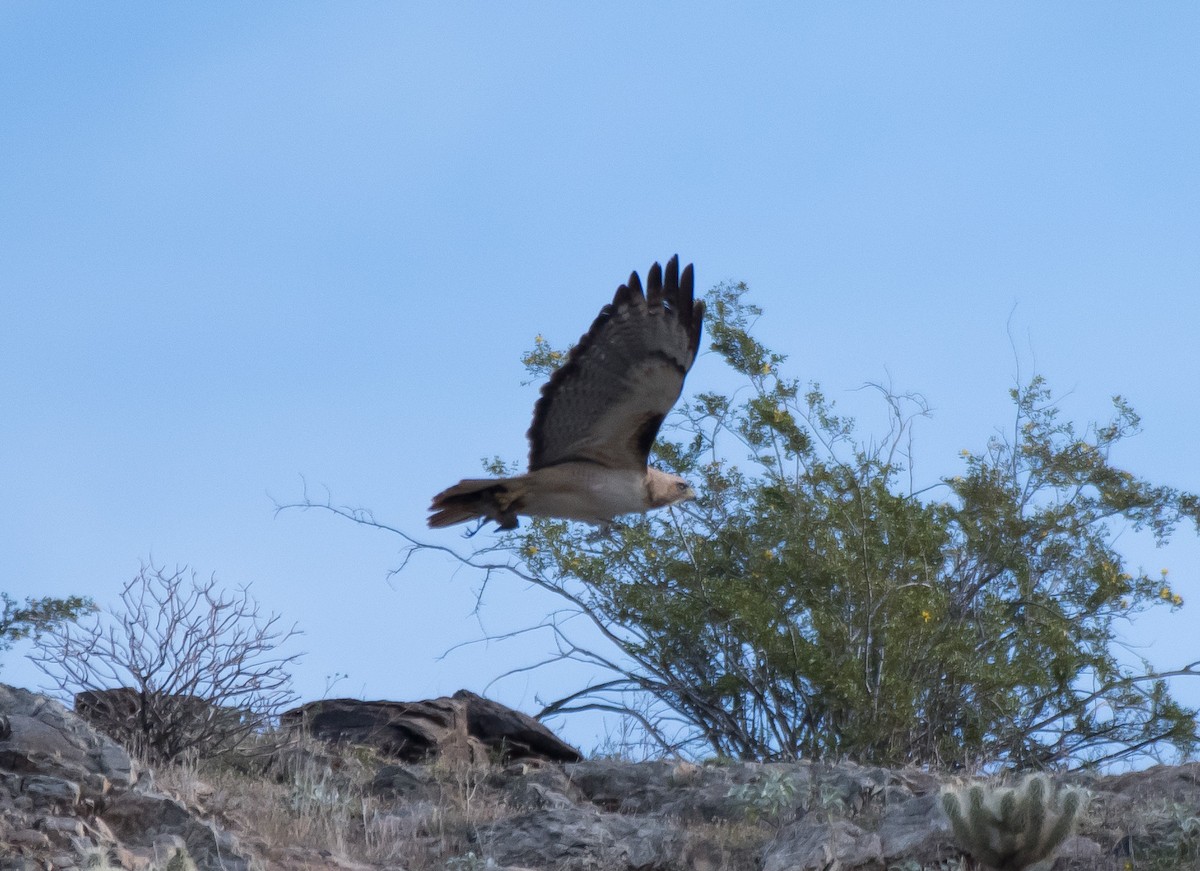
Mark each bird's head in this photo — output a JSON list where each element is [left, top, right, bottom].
[[645, 468, 697, 509]]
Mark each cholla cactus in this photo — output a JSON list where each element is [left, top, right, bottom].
[[941, 774, 1087, 871]]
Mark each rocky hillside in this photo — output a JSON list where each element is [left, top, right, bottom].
[[2, 683, 1199, 871]]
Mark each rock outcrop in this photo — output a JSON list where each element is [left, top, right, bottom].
[[0, 684, 253, 871], [282, 690, 582, 764], [5, 683, 1200, 871], [73, 688, 248, 762], [485, 759, 1199, 871]]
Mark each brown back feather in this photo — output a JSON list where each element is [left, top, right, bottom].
[[527, 255, 705, 472]]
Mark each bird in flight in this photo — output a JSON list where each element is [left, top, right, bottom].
[[428, 255, 705, 530]]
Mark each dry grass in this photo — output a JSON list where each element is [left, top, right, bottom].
[[152, 737, 511, 870], [146, 739, 840, 871]]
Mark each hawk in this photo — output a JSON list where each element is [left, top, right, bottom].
[[428, 255, 705, 530]]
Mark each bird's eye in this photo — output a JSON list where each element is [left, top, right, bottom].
[[677, 482, 688, 491]]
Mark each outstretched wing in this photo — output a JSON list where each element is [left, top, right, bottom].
[[527, 255, 705, 472]]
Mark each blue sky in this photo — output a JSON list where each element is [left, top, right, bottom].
[[2, 4, 1198, 757]]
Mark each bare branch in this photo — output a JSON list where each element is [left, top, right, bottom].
[[30, 560, 303, 764]]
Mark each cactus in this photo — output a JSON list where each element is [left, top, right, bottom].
[[941, 774, 1087, 871]]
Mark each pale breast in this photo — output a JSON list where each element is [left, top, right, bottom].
[[524, 463, 647, 523]]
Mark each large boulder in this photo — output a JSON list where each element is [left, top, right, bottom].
[[0, 684, 136, 799], [0, 684, 253, 871], [74, 687, 252, 762], [282, 689, 582, 764]]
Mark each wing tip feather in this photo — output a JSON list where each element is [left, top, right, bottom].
[[691, 297, 706, 354], [665, 255, 679, 292], [614, 270, 644, 308], [646, 261, 664, 307]]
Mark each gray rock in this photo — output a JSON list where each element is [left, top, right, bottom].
[[22, 774, 81, 805], [565, 759, 814, 823], [478, 805, 683, 870], [8, 828, 51, 849], [564, 759, 684, 813], [877, 792, 956, 863], [0, 682, 258, 871], [103, 790, 252, 871], [0, 685, 136, 795], [112, 844, 152, 871], [495, 758, 587, 810], [1099, 761, 1200, 803], [763, 819, 884, 871], [35, 814, 86, 840], [369, 763, 436, 799], [509, 780, 578, 810], [811, 761, 891, 815], [0, 858, 44, 871], [1055, 834, 1105, 864]]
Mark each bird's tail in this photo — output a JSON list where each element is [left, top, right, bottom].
[[427, 477, 526, 530]]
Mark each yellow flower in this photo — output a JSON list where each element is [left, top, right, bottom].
[[959, 450, 971, 457], [759, 363, 771, 375], [522, 545, 538, 557], [1161, 568, 1170, 576], [534, 334, 544, 344], [1172, 594, 1184, 606], [1160, 587, 1172, 600], [921, 610, 932, 623]]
